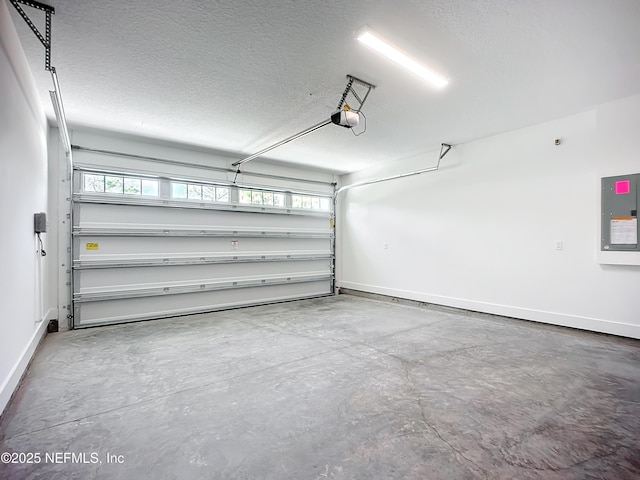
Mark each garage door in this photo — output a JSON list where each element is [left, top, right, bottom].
[[71, 165, 334, 328]]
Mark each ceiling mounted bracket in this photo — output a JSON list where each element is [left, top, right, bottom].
[[9, 0, 55, 71], [337, 75, 376, 112], [232, 75, 375, 168], [10, 0, 70, 155], [439, 143, 452, 161]]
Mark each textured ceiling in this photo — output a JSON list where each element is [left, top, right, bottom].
[[10, 0, 640, 173]]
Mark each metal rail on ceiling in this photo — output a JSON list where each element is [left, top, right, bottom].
[[232, 75, 376, 168], [335, 143, 453, 197]]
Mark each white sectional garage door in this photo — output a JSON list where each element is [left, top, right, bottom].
[[71, 164, 334, 328]]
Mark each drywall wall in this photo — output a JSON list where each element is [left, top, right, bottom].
[[337, 94, 640, 339], [0, 0, 53, 415]]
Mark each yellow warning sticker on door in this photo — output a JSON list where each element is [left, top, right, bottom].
[[86, 243, 99, 251]]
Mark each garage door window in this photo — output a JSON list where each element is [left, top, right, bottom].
[[291, 194, 331, 211], [83, 173, 159, 197], [239, 189, 285, 207], [171, 182, 229, 203]]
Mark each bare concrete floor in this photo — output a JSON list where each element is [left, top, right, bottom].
[[1, 294, 639, 479]]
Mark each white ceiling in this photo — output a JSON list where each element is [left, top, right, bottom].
[[10, 0, 640, 173]]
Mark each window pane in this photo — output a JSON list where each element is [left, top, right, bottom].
[[104, 176, 123, 193], [216, 187, 229, 202], [202, 186, 215, 201], [251, 191, 263, 205], [273, 193, 285, 207], [311, 197, 320, 210], [239, 189, 252, 204], [172, 182, 187, 199], [141, 179, 158, 196], [84, 174, 104, 192], [291, 195, 302, 208], [188, 184, 202, 200], [302, 196, 312, 209], [124, 178, 141, 195], [319, 197, 331, 211], [262, 192, 273, 206]]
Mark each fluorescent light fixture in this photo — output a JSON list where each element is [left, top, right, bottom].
[[357, 29, 448, 88]]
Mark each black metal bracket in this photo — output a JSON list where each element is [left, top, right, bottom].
[[336, 75, 376, 112], [434, 143, 452, 169], [9, 0, 55, 71], [439, 143, 452, 161]]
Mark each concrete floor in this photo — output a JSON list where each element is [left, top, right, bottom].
[[1, 294, 639, 480]]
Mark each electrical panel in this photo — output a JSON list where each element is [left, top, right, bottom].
[[601, 173, 639, 251], [34, 212, 47, 233]]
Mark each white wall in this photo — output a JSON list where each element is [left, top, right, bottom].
[[0, 0, 54, 415], [337, 94, 640, 339]]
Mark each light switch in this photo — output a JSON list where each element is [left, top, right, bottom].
[[554, 240, 563, 250]]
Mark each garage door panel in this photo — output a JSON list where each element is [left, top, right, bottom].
[[74, 281, 332, 328], [76, 202, 330, 230], [72, 167, 335, 327], [76, 260, 332, 291], [75, 236, 331, 259]]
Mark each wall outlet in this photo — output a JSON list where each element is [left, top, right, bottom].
[[554, 240, 563, 250], [383, 242, 388, 250]]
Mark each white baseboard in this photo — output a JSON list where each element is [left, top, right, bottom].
[[42, 308, 56, 323], [339, 281, 640, 339], [0, 318, 49, 416]]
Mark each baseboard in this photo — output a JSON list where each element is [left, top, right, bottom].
[[338, 281, 640, 340], [0, 318, 49, 417], [41, 308, 56, 323]]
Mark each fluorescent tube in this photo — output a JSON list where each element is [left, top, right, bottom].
[[357, 29, 448, 88]]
